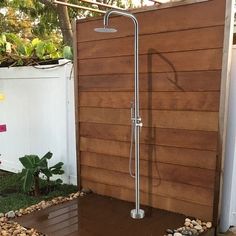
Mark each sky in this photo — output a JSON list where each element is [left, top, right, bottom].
[[132, 0, 153, 6], [131, 0, 172, 7]]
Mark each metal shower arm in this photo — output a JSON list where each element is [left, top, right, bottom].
[[103, 10, 140, 119], [103, 9, 138, 29]]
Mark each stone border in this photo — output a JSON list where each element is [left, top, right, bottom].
[[0, 191, 82, 236], [164, 218, 213, 236]]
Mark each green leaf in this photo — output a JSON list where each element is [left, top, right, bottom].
[[63, 46, 73, 60], [35, 41, 45, 59], [0, 34, 6, 46], [45, 42, 56, 53], [51, 169, 64, 175], [32, 38, 41, 47], [22, 169, 34, 192], [36, 151, 52, 168], [17, 58, 24, 66], [55, 178, 63, 184], [49, 162, 63, 170], [6, 42, 11, 53], [42, 151, 53, 160], [41, 168, 53, 178], [19, 155, 36, 169]]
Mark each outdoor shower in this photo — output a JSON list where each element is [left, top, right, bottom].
[[94, 9, 145, 219]]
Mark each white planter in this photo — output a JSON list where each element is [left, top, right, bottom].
[[0, 59, 77, 185]]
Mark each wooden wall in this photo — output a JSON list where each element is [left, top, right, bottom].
[[76, 0, 226, 222]]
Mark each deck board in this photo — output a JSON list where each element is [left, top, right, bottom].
[[15, 194, 197, 236]]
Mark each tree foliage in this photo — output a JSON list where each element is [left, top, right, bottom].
[[0, 0, 132, 47], [0, 33, 69, 66]]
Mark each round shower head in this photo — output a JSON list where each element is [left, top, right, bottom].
[[94, 27, 117, 33]]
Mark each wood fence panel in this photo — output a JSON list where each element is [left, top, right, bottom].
[[79, 71, 221, 92], [76, 0, 226, 222]]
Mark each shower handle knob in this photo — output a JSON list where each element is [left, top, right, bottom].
[[136, 118, 143, 128], [136, 122, 143, 127]]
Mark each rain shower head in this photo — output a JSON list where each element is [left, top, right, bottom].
[[94, 27, 117, 33]]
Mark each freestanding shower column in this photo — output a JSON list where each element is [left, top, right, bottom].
[[94, 9, 145, 219]]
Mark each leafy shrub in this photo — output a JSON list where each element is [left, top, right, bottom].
[[19, 152, 64, 196], [0, 33, 72, 67]]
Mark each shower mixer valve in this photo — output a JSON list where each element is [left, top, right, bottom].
[[136, 118, 143, 128], [130, 103, 143, 127]]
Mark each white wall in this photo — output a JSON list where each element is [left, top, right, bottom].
[[220, 46, 236, 232], [0, 60, 77, 185]]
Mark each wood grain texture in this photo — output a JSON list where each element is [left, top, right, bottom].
[[79, 71, 221, 92], [79, 107, 219, 131], [76, 0, 225, 221], [77, 0, 224, 42], [80, 91, 220, 111], [80, 138, 216, 170], [78, 26, 224, 59], [80, 152, 215, 188], [81, 165, 214, 206], [78, 49, 223, 76], [81, 179, 213, 221], [80, 123, 218, 151]]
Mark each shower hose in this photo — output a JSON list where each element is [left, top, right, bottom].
[[129, 102, 136, 178]]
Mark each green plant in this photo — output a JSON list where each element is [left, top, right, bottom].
[[19, 152, 64, 196], [0, 33, 72, 67], [0, 172, 77, 213]]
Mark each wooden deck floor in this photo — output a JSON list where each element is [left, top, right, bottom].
[[16, 194, 214, 236]]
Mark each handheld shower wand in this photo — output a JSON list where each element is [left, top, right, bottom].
[[94, 9, 144, 219]]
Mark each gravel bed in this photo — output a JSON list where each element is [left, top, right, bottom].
[[0, 191, 82, 236], [164, 217, 212, 236]]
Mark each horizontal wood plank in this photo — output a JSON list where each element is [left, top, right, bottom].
[[81, 179, 213, 221], [76, 0, 224, 221], [78, 26, 224, 59], [81, 165, 214, 206], [80, 123, 218, 151], [79, 107, 219, 131], [80, 151, 215, 188], [78, 49, 222, 75], [79, 91, 220, 111], [80, 138, 216, 170], [77, 0, 224, 43], [79, 71, 221, 92]]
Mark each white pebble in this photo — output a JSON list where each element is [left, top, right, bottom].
[[194, 225, 203, 231], [174, 233, 182, 236], [206, 222, 212, 228]]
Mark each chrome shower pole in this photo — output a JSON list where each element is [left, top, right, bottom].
[[103, 10, 144, 219]]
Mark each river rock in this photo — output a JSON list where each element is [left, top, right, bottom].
[[174, 233, 182, 236], [194, 225, 202, 231], [190, 229, 198, 235], [184, 221, 191, 227], [196, 219, 201, 225], [177, 227, 183, 232], [5, 210, 15, 218], [81, 188, 92, 194], [181, 229, 191, 235], [206, 222, 212, 228], [166, 229, 174, 234], [191, 220, 198, 226]]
